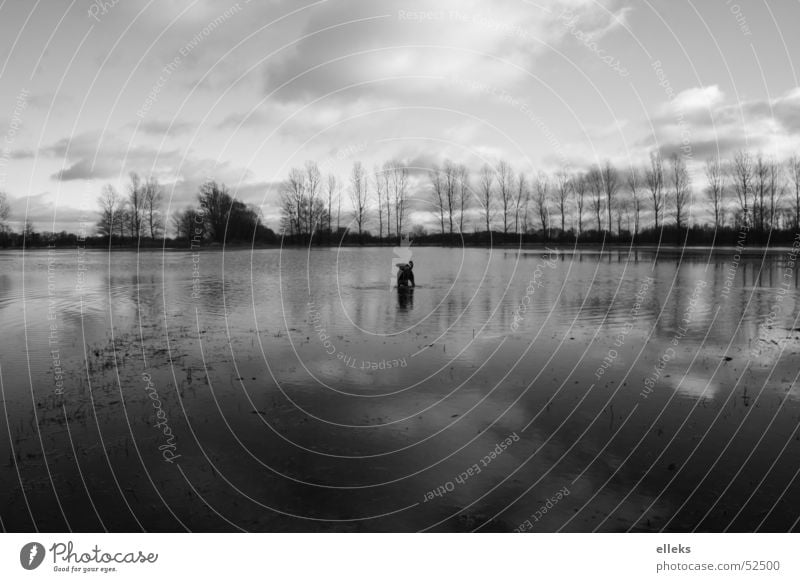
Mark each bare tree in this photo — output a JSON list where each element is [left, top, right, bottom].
[[116, 202, 130, 239], [23, 220, 36, 244], [479, 164, 494, 233], [513, 171, 528, 234], [387, 160, 409, 236], [752, 153, 769, 231], [326, 173, 337, 234], [766, 159, 784, 230], [601, 160, 619, 235], [496, 160, 513, 234], [625, 168, 643, 236], [704, 158, 726, 228], [337, 181, 342, 233], [645, 151, 665, 230], [127, 172, 145, 239], [172, 206, 204, 240], [397, 166, 409, 236], [444, 161, 456, 235], [97, 184, 121, 239], [381, 162, 392, 239], [279, 166, 328, 241], [280, 167, 305, 236], [573, 172, 587, 235], [373, 165, 385, 240], [444, 160, 458, 235], [521, 177, 532, 233], [788, 155, 800, 230], [200, 181, 228, 240], [534, 172, 550, 236], [143, 177, 163, 239], [731, 149, 753, 227], [429, 165, 447, 235], [587, 165, 604, 232], [349, 161, 369, 238], [616, 198, 629, 235], [305, 161, 322, 236], [457, 164, 470, 234], [554, 170, 571, 233], [669, 154, 691, 229]]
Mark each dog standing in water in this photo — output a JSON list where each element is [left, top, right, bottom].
[[397, 260, 415, 288]]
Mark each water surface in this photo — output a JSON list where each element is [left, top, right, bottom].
[[1, 245, 799, 531]]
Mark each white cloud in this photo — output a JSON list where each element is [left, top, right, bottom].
[[647, 86, 800, 162], [672, 85, 725, 113]]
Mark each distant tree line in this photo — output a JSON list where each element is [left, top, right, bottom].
[[0, 191, 89, 248], [276, 149, 800, 246], [0, 173, 277, 248], [423, 150, 800, 244], [3, 148, 800, 249]]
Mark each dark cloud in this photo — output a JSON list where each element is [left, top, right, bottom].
[[216, 110, 270, 130], [38, 131, 185, 182], [159, 159, 262, 215], [656, 137, 762, 162], [52, 159, 110, 181], [9, 148, 36, 159], [136, 119, 195, 136], [4, 191, 89, 232], [262, 0, 408, 102]]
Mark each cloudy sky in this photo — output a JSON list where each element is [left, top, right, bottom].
[[0, 0, 799, 232]]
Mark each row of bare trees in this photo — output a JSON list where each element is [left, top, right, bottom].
[[373, 160, 410, 239], [97, 172, 163, 240], [426, 150, 800, 238], [279, 159, 410, 241], [430, 154, 680, 237], [280, 161, 332, 240], [6, 148, 800, 247], [97, 173, 269, 244], [429, 160, 469, 235], [277, 150, 800, 243], [714, 150, 800, 231]]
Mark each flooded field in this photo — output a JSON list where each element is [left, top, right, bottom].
[[1, 245, 799, 532]]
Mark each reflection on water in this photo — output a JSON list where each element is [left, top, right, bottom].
[[1, 246, 799, 532], [397, 288, 414, 311]]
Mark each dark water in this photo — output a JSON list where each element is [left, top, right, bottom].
[[1, 245, 800, 532]]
